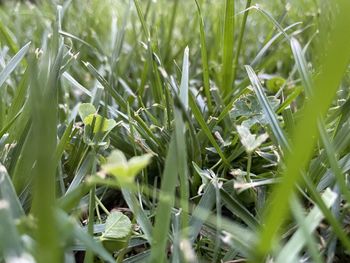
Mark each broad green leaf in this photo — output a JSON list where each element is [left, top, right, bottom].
[[78, 103, 96, 121], [83, 114, 117, 133], [230, 94, 279, 128], [101, 211, 132, 240], [103, 150, 128, 177]]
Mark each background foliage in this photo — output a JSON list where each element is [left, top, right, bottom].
[[1, 0, 350, 262]]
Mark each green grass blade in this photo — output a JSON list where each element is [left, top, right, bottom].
[[221, 0, 235, 98], [189, 93, 229, 166], [194, 0, 213, 111], [0, 42, 30, 89], [232, 0, 252, 86], [0, 201, 32, 262], [276, 189, 337, 263], [0, 164, 24, 218], [291, 37, 350, 204], [122, 189, 153, 242], [189, 181, 216, 243], [179, 47, 189, 110], [220, 188, 258, 229], [245, 65, 290, 153], [255, 1, 350, 259], [149, 137, 178, 263], [290, 37, 313, 97]]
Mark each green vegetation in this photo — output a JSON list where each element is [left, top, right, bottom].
[[1, 0, 350, 262]]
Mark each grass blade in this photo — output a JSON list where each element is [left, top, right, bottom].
[[0, 42, 30, 89], [149, 137, 178, 262], [245, 65, 290, 153], [276, 189, 337, 263], [194, 0, 213, 111], [255, 1, 350, 259], [221, 0, 235, 98]]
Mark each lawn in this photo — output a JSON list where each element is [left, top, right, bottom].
[[1, 0, 350, 262]]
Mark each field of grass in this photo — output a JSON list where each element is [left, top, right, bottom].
[[1, 0, 350, 262]]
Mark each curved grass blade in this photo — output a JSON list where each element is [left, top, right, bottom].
[[0, 42, 31, 89], [276, 189, 337, 263], [291, 37, 350, 204], [255, 1, 350, 259], [0, 164, 24, 219], [245, 65, 290, 153]]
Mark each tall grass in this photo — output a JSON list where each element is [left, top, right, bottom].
[[0, 0, 350, 262]]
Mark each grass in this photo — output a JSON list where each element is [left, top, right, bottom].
[[1, 0, 350, 262]]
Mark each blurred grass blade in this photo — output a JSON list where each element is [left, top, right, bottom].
[[150, 137, 178, 263], [194, 0, 213, 111], [256, 1, 350, 259], [0, 200, 33, 262], [30, 22, 64, 261], [189, 182, 216, 243], [221, 0, 235, 98], [57, 211, 115, 263], [0, 20, 18, 54], [232, 0, 252, 85], [0, 42, 30, 89], [0, 164, 24, 218], [291, 37, 350, 204], [275, 189, 337, 263]]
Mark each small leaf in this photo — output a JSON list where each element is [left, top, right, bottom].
[[236, 125, 268, 153], [102, 150, 128, 177], [83, 114, 117, 133], [230, 94, 279, 128], [102, 150, 152, 183], [101, 211, 132, 240], [128, 154, 153, 178], [78, 103, 96, 121]]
